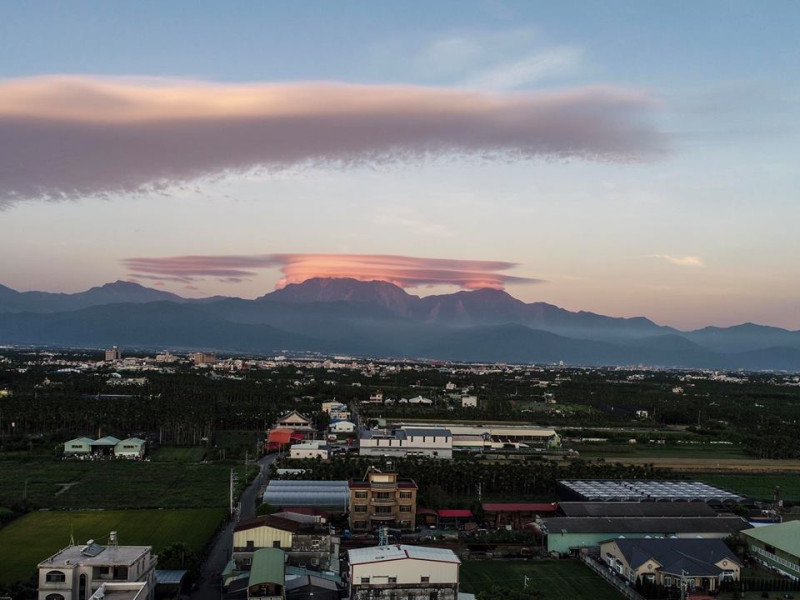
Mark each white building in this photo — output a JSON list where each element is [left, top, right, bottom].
[[359, 428, 452, 459], [37, 539, 155, 600], [289, 440, 330, 460], [348, 545, 460, 600], [407, 395, 433, 405], [329, 421, 357, 434], [461, 395, 477, 408]]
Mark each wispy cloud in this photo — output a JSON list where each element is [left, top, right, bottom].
[[122, 253, 542, 291], [648, 254, 705, 267], [463, 46, 583, 90], [0, 76, 664, 205]]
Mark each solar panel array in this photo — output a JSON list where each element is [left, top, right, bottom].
[[264, 480, 350, 509], [558, 480, 743, 503]]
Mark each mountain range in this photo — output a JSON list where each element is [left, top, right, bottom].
[[1, 278, 799, 370]]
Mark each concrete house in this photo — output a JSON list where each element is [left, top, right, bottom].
[[600, 538, 741, 592], [288, 441, 330, 461], [329, 421, 356, 434], [91, 436, 121, 457], [349, 471, 418, 532], [37, 539, 156, 600], [348, 545, 460, 600], [114, 438, 146, 460], [64, 438, 94, 457], [742, 520, 800, 580]]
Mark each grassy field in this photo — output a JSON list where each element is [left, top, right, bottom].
[[697, 473, 800, 503], [459, 560, 622, 600], [151, 446, 209, 462], [0, 457, 255, 509], [0, 508, 225, 586], [577, 443, 750, 460]]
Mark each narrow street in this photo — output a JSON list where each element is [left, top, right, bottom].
[[190, 453, 276, 600]]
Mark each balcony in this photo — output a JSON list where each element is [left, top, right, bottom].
[[368, 482, 398, 490], [371, 498, 397, 506], [370, 514, 397, 521]]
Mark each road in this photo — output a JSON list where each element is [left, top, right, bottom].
[[190, 453, 276, 600]]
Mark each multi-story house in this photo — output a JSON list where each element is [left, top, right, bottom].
[[232, 515, 339, 571], [37, 538, 156, 600], [348, 472, 418, 532], [348, 545, 460, 600]]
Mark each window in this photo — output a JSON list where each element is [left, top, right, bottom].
[[355, 491, 367, 499], [45, 571, 66, 583], [361, 577, 370, 584], [46, 595, 65, 600], [354, 504, 367, 513], [421, 576, 430, 583], [399, 492, 413, 499], [399, 505, 412, 513], [388, 577, 397, 583], [665, 577, 672, 586], [272, 541, 281, 548]]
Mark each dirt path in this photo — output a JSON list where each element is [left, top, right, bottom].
[[55, 482, 79, 496]]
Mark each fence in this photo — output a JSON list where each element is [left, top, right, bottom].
[[580, 554, 646, 600]]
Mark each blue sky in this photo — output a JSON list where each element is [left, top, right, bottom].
[[0, 1, 798, 329]]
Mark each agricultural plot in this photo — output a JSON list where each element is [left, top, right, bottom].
[[0, 508, 225, 586], [0, 457, 254, 509], [459, 560, 622, 600], [698, 473, 800, 503], [151, 446, 209, 462]]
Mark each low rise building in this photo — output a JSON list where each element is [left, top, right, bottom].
[[461, 396, 477, 408], [114, 438, 146, 460], [742, 520, 800, 580], [64, 437, 94, 457], [329, 421, 356, 434], [275, 412, 314, 432], [482, 503, 559, 529], [233, 515, 339, 572], [347, 545, 460, 600], [37, 539, 156, 600], [600, 538, 741, 592], [247, 549, 285, 600], [263, 480, 350, 512], [349, 472, 418, 532], [289, 441, 330, 461], [359, 428, 452, 459]]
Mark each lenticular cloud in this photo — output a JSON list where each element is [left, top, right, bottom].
[[0, 76, 664, 205]]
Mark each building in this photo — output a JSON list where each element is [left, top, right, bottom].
[[559, 502, 719, 518], [285, 574, 339, 600], [289, 441, 330, 460], [189, 352, 217, 365], [275, 412, 314, 432], [329, 421, 356, 434], [264, 480, 350, 512], [542, 516, 750, 554], [358, 428, 453, 459], [407, 395, 432, 405], [321, 402, 351, 422], [91, 436, 121, 457], [64, 437, 94, 457], [349, 471, 418, 532], [392, 423, 560, 451], [347, 545, 460, 600], [600, 538, 741, 592], [557, 480, 744, 503], [247, 549, 285, 600], [482, 503, 560, 529], [742, 520, 800, 580], [232, 515, 339, 571], [37, 538, 156, 600], [114, 438, 146, 460], [105, 347, 121, 361], [461, 396, 477, 408]]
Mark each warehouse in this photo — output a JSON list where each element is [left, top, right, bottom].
[[742, 521, 800, 580], [263, 480, 349, 512], [557, 480, 743, 503]]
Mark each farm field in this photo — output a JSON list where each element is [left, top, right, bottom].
[[697, 473, 800, 503], [151, 446, 209, 462], [459, 560, 622, 600], [0, 457, 255, 509], [0, 508, 225, 586], [576, 443, 751, 461]]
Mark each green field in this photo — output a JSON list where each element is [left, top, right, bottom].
[[577, 443, 750, 460], [698, 473, 800, 503], [0, 508, 225, 586], [151, 446, 209, 462], [459, 560, 622, 600], [0, 457, 255, 509]]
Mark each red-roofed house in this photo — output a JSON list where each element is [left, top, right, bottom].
[[482, 503, 559, 529], [437, 509, 474, 529]]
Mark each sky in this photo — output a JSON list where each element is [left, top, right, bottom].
[[0, 1, 798, 330]]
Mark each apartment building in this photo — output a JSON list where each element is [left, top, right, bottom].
[[348, 472, 418, 532]]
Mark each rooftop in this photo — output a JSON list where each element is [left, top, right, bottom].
[[348, 544, 460, 565], [483, 503, 559, 513], [234, 515, 302, 534], [542, 516, 749, 535], [558, 480, 743, 503], [249, 548, 285, 587], [612, 538, 742, 577], [559, 502, 718, 518], [742, 521, 800, 556], [39, 544, 151, 568]]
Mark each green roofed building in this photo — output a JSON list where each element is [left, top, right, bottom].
[[115, 437, 146, 459], [248, 548, 285, 600], [64, 437, 94, 456], [742, 521, 800, 581]]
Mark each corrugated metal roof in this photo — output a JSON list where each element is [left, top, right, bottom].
[[264, 480, 349, 509], [348, 544, 459, 565], [483, 503, 559, 513], [437, 509, 473, 518], [155, 570, 188, 585], [92, 436, 121, 446], [543, 516, 749, 535], [249, 548, 285, 587], [742, 521, 800, 555]]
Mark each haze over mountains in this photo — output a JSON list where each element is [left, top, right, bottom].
[[1, 278, 799, 370]]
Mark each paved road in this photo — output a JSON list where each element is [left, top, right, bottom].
[[190, 453, 276, 600]]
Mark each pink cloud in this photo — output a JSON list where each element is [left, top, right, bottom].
[[121, 253, 541, 291], [0, 76, 664, 205]]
